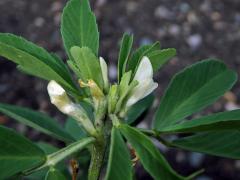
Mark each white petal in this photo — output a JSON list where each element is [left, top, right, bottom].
[[100, 57, 109, 89], [47, 80, 65, 96], [133, 56, 153, 82], [126, 80, 158, 107], [47, 80, 75, 114]]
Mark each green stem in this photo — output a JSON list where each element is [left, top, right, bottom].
[[23, 137, 95, 176], [88, 136, 106, 180], [138, 128, 174, 147]]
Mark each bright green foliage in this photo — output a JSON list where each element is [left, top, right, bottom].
[[0, 103, 74, 142], [61, 0, 99, 56], [105, 128, 133, 180], [125, 94, 154, 124], [154, 59, 237, 129], [65, 117, 87, 140], [148, 48, 176, 72], [0, 0, 240, 179], [172, 131, 240, 159], [119, 124, 185, 180], [128, 42, 161, 73], [0, 33, 79, 96], [160, 110, 240, 133], [118, 33, 133, 82], [45, 168, 66, 180], [0, 126, 46, 179], [70, 46, 104, 89]]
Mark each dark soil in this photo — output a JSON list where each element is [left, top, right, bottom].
[[0, 0, 240, 179]]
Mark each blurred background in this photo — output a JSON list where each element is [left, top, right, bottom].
[[0, 0, 240, 179]]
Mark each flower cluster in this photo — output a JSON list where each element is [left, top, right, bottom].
[[47, 54, 158, 135]]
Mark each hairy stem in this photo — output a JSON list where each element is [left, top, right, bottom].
[[88, 135, 106, 180]]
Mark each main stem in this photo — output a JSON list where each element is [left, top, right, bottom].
[[88, 134, 106, 180]]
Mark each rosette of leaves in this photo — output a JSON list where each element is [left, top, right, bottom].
[[0, 0, 239, 180]]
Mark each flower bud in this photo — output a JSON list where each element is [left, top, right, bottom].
[[126, 56, 158, 107], [100, 57, 109, 92]]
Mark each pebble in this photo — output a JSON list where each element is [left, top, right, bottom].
[[51, 1, 62, 12], [189, 152, 204, 167], [187, 12, 199, 25], [168, 24, 180, 36], [139, 37, 152, 46], [152, 138, 168, 152], [186, 34, 202, 50], [154, 6, 172, 19], [126, 1, 138, 13], [109, 64, 117, 80], [34, 17, 45, 27], [176, 151, 186, 163], [235, 160, 240, 169], [200, 0, 212, 13], [179, 3, 191, 13]]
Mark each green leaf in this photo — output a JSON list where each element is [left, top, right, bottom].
[[0, 33, 79, 96], [127, 42, 160, 74], [37, 142, 59, 154], [125, 94, 154, 124], [105, 128, 133, 180], [160, 110, 240, 133], [70, 46, 103, 89], [45, 167, 66, 180], [172, 131, 240, 159], [148, 48, 176, 72], [61, 0, 99, 56], [118, 33, 133, 82], [0, 103, 74, 142], [154, 59, 237, 130], [0, 126, 46, 179], [65, 117, 87, 140], [119, 124, 185, 180]]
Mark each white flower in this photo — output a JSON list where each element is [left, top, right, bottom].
[[100, 57, 109, 91], [47, 80, 77, 115], [126, 56, 158, 107]]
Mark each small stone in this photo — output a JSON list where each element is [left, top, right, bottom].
[[136, 121, 148, 129], [235, 160, 240, 169], [234, 13, 240, 24], [157, 27, 167, 38], [211, 12, 221, 21], [200, 0, 212, 13], [176, 151, 186, 163], [126, 1, 138, 13], [179, 3, 191, 13], [54, 12, 62, 25], [168, 24, 180, 36], [155, 6, 171, 19], [189, 152, 204, 167], [213, 21, 225, 31], [187, 12, 199, 25], [187, 34, 202, 50], [109, 64, 117, 80], [96, 0, 107, 7], [51, 1, 62, 12], [139, 37, 152, 46], [152, 138, 168, 152], [34, 17, 45, 27]]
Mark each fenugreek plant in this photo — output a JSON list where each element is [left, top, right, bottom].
[[0, 0, 239, 179]]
